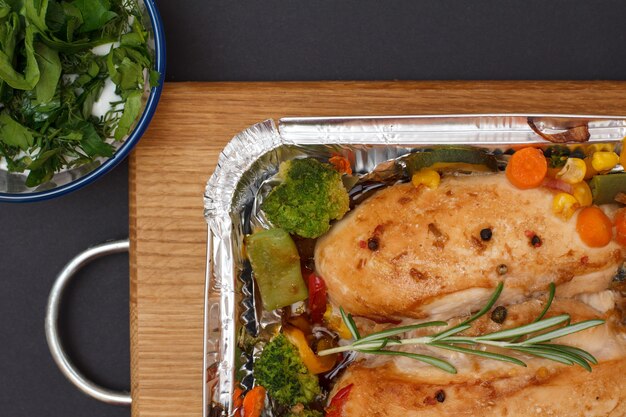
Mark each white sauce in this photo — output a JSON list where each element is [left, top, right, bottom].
[[91, 41, 120, 56], [91, 77, 123, 119]]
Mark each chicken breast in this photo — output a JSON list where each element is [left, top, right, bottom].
[[315, 173, 625, 320], [331, 296, 626, 417]]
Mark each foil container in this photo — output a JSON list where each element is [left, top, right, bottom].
[[203, 114, 626, 417]]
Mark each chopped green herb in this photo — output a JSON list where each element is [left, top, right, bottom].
[[0, 0, 159, 186]]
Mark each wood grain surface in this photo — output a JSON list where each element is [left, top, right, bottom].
[[129, 81, 626, 417]]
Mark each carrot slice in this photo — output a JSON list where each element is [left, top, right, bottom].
[[614, 209, 626, 246], [232, 386, 244, 412], [576, 206, 613, 248], [506, 147, 548, 189], [242, 386, 266, 417]]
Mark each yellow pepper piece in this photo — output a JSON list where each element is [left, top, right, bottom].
[[572, 181, 593, 207], [556, 158, 586, 184], [323, 304, 353, 340], [591, 151, 619, 172], [552, 192, 580, 220], [411, 169, 440, 189], [283, 326, 336, 374], [620, 137, 626, 168]]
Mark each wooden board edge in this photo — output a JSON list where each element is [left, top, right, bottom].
[[129, 149, 140, 417]]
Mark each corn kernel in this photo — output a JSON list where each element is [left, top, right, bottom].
[[556, 158, 586, 184], [587, 143, 615, 154], [411, 169, 441, 189], [591, 151, 619, 172], [572, 181, 593, 207], [552, 192, 580, 220]]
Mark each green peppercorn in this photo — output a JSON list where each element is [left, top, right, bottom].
[[491, 306, 508, 324], [497, 264, 508, 275]]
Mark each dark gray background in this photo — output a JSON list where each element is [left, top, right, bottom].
[[2, 1, 626, 416]]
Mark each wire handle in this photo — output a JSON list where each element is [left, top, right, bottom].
[[45, 239, 132, 406]]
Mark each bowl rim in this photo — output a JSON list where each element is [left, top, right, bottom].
[[0, 0, 167, 203]]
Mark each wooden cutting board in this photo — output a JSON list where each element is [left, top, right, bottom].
[[129, 81, 626, 417]]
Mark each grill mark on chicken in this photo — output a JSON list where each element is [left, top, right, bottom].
[[428, 223, 449, 250]]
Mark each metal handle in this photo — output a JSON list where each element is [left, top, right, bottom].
[[45, 239, 132, 406]]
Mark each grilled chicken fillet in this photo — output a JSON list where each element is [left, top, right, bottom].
[[331, 296, 626, 417], [315, 174, 625, 320]]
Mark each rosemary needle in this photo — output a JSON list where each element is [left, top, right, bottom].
[[319, 283, 605, 374]]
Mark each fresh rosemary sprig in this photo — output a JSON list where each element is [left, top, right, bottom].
[[318, 282, 604, 374]]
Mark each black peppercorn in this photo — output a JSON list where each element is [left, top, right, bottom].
[[531, 235, 542, 247], [614, 264, 626, 283], [435, 390, 446, 403], [367, 237, 379, 251], [480, 228, 492, 241], [491, 306, 508, 324], [571, 148, 586, 159]]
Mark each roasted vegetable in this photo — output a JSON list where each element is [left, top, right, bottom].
[[572, 181, 593, 207], [590, 173, 626, 205], [591, 151, 619, 172], [545, 146, 570, 168], [325, 384, 354, 417], [307, 273, 327, 324], [255, 334, 321, 406], [263, 158, 350, 238], [411, 168, 440, 189], [242, 386, 266, 417], [506, 147, 547, 190], [615, 209, 626, 246], [552, 192, 579, 220], [245, 229, 307, 311], [405, 146, 498, 175], [283, 325, 337, 374], [556, 158, 586, 184], [577, 206, 613, 248]]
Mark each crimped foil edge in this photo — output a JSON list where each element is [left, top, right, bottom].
[[204, 119, 282, 235]]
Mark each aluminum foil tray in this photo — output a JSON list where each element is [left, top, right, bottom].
[[202, 114, 626, 417]]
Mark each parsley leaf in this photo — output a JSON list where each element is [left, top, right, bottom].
[[0, 112, 36, 150], [72, 0, 117, 33], [34, 41, 62, 103], [114, 89, 141, 140]]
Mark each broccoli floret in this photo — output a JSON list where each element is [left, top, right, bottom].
[[255, 334, 321, 406], [262, 158, 350, 238]]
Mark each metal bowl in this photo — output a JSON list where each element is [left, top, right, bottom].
[[0, 0, 166, 203]]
